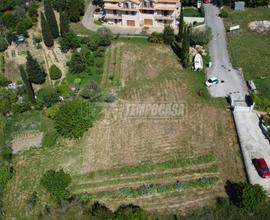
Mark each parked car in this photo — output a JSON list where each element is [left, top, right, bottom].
[[253, 158, 270, 178], [205, 77, 219, 87], [106, 21, 114, 25]]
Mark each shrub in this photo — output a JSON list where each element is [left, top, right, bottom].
[[40, 169, 71, 200], [49, 64, 62, 80], [37, 86, 59, 107], [190, 27, 212, 45], [0, 37, 8, 52], [60, 31, 80, 52], [0, 87, 16, 115], [104, 93, 116, 103], [163, 25, 175, 45], [97, 27, 113, 46], [0, 164, 13, 185], [15, 17, 33, 35], [26, 191, 38, 207], [56, 80, 71, 97], [252, 94, 270, 112], [148, 32, 163, 44], [11, 102, 31, 114], [88, 201, 113, 220], [235, 182, 267, 212], [219, 9, 229, 18], [53, 100, 101, 138], [80, 81, 102, 101], [46, 104, 60, 119]]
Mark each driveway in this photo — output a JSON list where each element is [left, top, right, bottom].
[[204, 4, 248, 97], [233, 112, 270, 194], [82, 1, 142, 34]]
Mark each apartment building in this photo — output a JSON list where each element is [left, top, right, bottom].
[[103, 0, 180, 28]]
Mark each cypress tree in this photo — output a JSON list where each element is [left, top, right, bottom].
[[60, 11, 69, 37], [68, 1, 81, 22], [26, 51, 46, 84], [44, 0, 59, 38], [19, 65, 36, 103], [178, 4, 184, 42], [182, 27, 190, 68], [41, 12, 54, 47]]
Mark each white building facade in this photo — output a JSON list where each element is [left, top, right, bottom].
[[103, 0, 180, 28]]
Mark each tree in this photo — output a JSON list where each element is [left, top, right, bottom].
[[54, 100, 100, 138], [40, 169, 71, 200], [49, 64, 62, 80], [19, 65, 35, 103], [163, 25, 175, 45], [44, 0, 59, 38], [15, 16, 33, 35], [68, 0, 83, 22], [114, 204, 148, 220], [0, 37, 8, 52], [26, 51, 46, 84], [37, 86, 59, 107], [59, 11, 69, 37], [190, 27, 212, 46], [178, 4, 184, 42], [59, 31, 80, 52], [80, 81, 101, 101], [182, 27, 190, 68], [235, 182, 267, 212], [0, 87, 16, 115], [88, 202, 113, 220], [97, 27, 113, 46], [41, 12, 54, 47]]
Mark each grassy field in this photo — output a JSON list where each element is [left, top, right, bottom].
[[183, 7, 203, 17], [4, 40, 245, 219], [224, 7, 270, 99]]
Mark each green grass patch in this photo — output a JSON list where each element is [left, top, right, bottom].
[[224, 7, 270, 101], [70, 23, 94, 35], [75, 177, 219, 199], [74, 154, 215, 181], [183, 7, 202, 17], [72, 164, 219, 191]]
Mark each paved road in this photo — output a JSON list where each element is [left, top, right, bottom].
[[204, 4, 248, 97], [234, 112, 270, 194]]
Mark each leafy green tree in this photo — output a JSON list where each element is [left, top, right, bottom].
[[0, 164, 13, 185], [52, 0, 66, 11], [88, 202, 113, 220], [0, 37, 8, 52], [19, 65, 35, 103], [56, 79, 71, 97], [40, 169, 71, 200], [114, 204, 148, 220], [148, 32, 163, 44], [178, 4, 184, 42], [37, 86, 59, 107], [0, 87, 16, 115], [59, 31, 80, 52], [163, 25, 175, 45], [44, 0, 59, 38], [80, 81, 101, 102], [60, 11, 69, 37], [2, 13, 17, 29], [83, 33, 100, 51], [49, 64, 62, 80], [41, 12, 54, 47], [26, 51, 46, 84], [236, 182, 267, 212], [190, 27, 212, 46], [68, 0, 82, 22], [97, 27, 113, 46], [15, 16, 33, 35], [54, 100, 100, 138]]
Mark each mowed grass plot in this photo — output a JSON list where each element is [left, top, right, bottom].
[[224, 8, 270, 99], [4, 40, 245, 219]]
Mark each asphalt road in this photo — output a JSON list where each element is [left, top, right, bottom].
[[204, 4, 248, 97], [234, 112, 270, 194]]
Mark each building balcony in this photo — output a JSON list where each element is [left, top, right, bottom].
[[105, 14, 122, 19], [155, 14, 175, 20]]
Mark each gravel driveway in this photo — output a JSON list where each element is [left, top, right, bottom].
[[204, 4, 248, 97]]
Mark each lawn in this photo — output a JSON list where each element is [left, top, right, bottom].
[[224, 7, 270, 100], [183, 7, 203, 17], [3, 40, 245, 219]]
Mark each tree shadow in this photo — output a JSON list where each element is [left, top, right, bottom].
[[224, 180, 240, 206], [171, 41, 183, 63]]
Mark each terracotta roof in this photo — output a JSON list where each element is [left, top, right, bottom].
[[155, 5, 176, 10]]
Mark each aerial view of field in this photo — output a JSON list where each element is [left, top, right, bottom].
[[4, 39, 245, 218]]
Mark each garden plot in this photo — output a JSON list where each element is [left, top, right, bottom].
[[77, 40, 245, 212]]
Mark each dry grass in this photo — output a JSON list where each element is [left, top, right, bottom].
[[4, 40, 245, 219]]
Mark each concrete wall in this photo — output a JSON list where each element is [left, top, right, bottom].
[[122, 14, 140, 26], [184, 17, 205, 25]]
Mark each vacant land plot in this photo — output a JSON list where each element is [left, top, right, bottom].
[[224, 8, 270, 99], [4, 39, 245, 219]]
